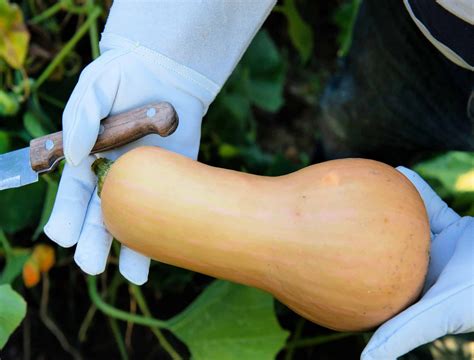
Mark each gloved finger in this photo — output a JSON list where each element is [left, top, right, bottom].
[[119, 245, 150, 285], [361, 286, 473, 360], [74, 189, 113, 275], [424, 216, 472, 291], [396, 167, 460, 234], [63, 49, 127, 166], [44, 156, 97, 247]]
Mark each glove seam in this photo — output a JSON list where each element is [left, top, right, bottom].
[[363, 283, 474, 357], [66, 48, 130, 165], [99, 32, 220, 105]]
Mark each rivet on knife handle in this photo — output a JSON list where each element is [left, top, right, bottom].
[[29, 102, 179, 173]]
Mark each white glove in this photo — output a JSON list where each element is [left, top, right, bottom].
[[44, 0, 276, 285], [361, 167, 474, 360]]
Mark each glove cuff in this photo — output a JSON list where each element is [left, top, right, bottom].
[[102, 0, 276, 91], [99, 33, 219, 111]]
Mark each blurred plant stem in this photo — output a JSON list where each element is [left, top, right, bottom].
[[130, 284, 182, 360], [107, 271, 128, 360], [108, 317, 128, 360], [87, 0, 100, 59], [29, 1, 66, 25], [77, 304, 96, 342], [40, 274, 82, 360], [33, 6, 102, 90], [37, 92, 66, 109], [284, 318, 305, 360]]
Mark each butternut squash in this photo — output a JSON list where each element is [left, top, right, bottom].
[[94, 146, 430, 332]]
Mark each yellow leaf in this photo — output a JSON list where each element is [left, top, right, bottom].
[[0, 0, 30, 69], [455, 170, 474, 192]]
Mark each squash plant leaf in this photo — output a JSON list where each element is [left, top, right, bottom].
[[240, 30, 286, 113], [24, 111, 49, 139], [203, 29, 286, 153], [333, 0, 362, 57], [168, 280, 289, 360], [0, 230, 29, 285], [414, 151, 474, 215], [0, 284, 26, 349], [0, 250, 29, 285], [0, 90, 19, 116], [275, 0, 314, 63], [0, 0, 30, 69], [0, 130, 10, 153], [0, 179, 46, 233]]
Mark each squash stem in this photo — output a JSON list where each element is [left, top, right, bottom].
[[92, 158, 114, 196]]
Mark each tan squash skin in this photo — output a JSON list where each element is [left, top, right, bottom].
[[100, 146, 430, 332]]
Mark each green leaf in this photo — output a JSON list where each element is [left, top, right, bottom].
[[414, 152, 474, 193], [168, 280, 289, 360], [333, 0, 362, 57], [220, 91, 252, 125], [0, 90, 19, 116], [24, 111, 49, 138], [0, 179, 46, 233], [241, 30, 286, 112], [0, 284, 26, 349], [0, 251, 29, 284], [276, 0, 314, 62], [0, 131, 11, 153], [0, 0, 30, 69], [218, 143, 240, 159], [414, 151, 474, 215], [204, 89, 252, 146]]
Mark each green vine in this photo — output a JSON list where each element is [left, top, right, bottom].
[[87, 276, 171, 330]]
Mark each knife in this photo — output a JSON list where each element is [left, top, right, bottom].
[[0, 102, 178, 191]]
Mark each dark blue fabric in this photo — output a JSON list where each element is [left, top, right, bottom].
[[408, 0, 473, 67]]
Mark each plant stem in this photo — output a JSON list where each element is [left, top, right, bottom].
[[285, 332, 355, 350], [125, 296, 137, 349], [33, 6, 102, 90], [22, 312, 31, 360], [87, 0, 101, 60], [37, 92, 66, 109], [29, 1, 66, 24], [27, 0, 37, 15], [108, 318, 129, 360], [91, 158, 114, 196], [107, 271, 123, 303], [19, 67, 30, 99], [78, 304, 97, 342], [40, 274, 82, 360], [284, 318, 305, 360], [105, 271, 128, 359], [130, 285, 182, 360], [87, 276, 171, 329]]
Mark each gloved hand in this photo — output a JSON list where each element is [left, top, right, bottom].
[[44, 0, 276, 285], [361, 167, 474, 360]]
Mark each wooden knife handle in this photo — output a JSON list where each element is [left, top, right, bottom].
[[29, 102, 179, 173]]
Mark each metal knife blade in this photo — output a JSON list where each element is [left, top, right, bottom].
[[0, 147, 38, 190], [0, 102, 178, 192]]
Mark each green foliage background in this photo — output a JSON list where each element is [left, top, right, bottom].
[[0, 0, 472, 359]]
